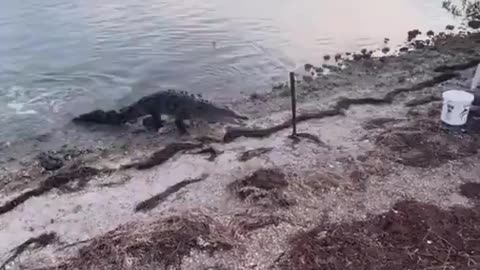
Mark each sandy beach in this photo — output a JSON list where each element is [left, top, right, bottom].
[[1, 28, 480, 270]]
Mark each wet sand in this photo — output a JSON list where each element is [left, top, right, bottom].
[[1, 29, 480, 269]]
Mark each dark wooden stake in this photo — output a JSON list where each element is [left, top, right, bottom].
[[289, 72, 297, 136]]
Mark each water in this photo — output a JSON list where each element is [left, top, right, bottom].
[[0, 0, 459, 144]]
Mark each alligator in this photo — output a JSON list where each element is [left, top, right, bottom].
[[118, 89, 248, 134]]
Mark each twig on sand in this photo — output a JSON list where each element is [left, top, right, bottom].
[[0, 232, 57, 270], [135, 174, 209, 212], [405, 95, 442, 107], [193, 147, 223, 161], [238, 147, 273, 162], [291, 132, 328, 147], [121, 142, 203, 170], [0, 165, 105, 216]]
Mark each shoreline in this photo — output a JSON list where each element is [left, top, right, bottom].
[[0, 22, 473, 162], [1, 28, 480, 269]]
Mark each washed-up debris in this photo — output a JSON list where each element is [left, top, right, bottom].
[[0, 165, 107, 216], [0, 232, 57, 270], [229, 211, 285, 236], [135, 174, 208, 212], [277, 200, 480, 270], [289, 132, 328, 147], [193, 147, 223, 162], [405, 95, 442, 107], [121, 142, 203, 170], [362, 118, 399, 130], [238, 147, 273, 162], [228, 169, 294, 208], [38, 214, 233, 270], [375, 122, 478, 168], [37, 152, 63, 171]]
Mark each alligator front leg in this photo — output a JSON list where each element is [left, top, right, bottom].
[[173, 109, 190, 135], [147, 111, 164, 131], [174, 118, 188, 134]]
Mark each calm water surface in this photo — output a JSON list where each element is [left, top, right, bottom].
[[0, 0, 458, 143]]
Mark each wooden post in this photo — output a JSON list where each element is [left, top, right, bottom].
[[289, 72, 297, 136]]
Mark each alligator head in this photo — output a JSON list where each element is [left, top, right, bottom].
[[119, 105, 146, 123]]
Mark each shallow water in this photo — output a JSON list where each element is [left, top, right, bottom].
[[0, 0, 459, 143]]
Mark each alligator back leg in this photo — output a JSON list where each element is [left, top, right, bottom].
[[147, 110, 164, 131], [174, 118, 188, 134], [173, 108, 190, 134]]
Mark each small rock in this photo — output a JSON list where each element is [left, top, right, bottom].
[[361, 48, 368, 55], [334, 53, 342, 61], [363, 50, 373, 59], [37, 152, 63, 171], [399, 47, 409, 53], [381, 47, 390, 54], [426, 30, 435, 36], [323, 54, 331, 61], [322, 64, 341, 73], [353, 54, 363, 61], [413, 40, 426, 49], [304, 64, 318, 77], [302, 75, 314, 82], [384, 38, 390, 44], [407, 29, 421, 41], [345, 52, 352, 56], [304, 63, 315, 70], [315, 66, 324, 73], [468, 20, 480, 29], [446, 25, 455, 30]]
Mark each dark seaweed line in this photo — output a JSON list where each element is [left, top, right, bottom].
[[405, 95, 442, 107], [0, 167, 104, 216], [121, 142, 203, 170], [0, 232, 57, 270], [433, 59, 480, 72], [134, 174, 208, 212], [223, 72, 459, 143]]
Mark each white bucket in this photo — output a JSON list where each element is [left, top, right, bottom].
[[441, 90, 474, 126]]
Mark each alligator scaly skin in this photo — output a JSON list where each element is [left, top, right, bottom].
[[119, 89, 247, 133]]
